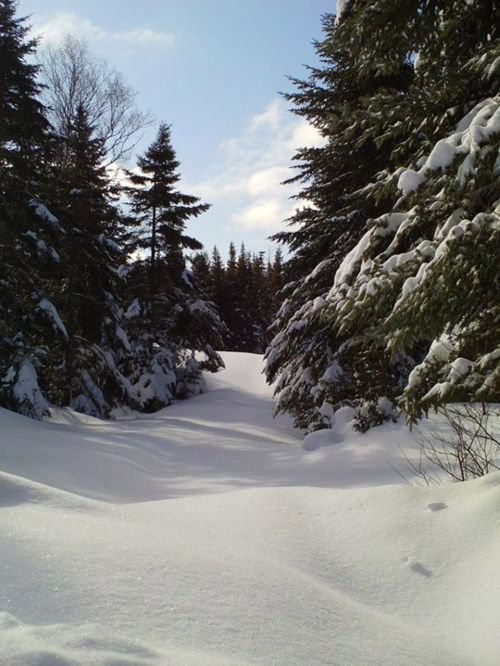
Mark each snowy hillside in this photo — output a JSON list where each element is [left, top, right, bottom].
[[0, 352, 499, 665]]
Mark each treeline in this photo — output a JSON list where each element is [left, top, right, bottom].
[[2, 0, 498, 435], [265, 0, 499, 431], [191, 244, 285, 353], [1, 1, 226, 418]]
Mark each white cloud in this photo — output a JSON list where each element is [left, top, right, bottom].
[[190, 99, 325, 234], [232, 199, 294, 230], [33, 12, 175, 49], [288, 121, 323, 149], [247, 166, 290, 197], [111, 29, 174, 47], [249, 99, 282, 131]]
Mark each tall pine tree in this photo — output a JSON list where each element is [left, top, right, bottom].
[[266, 1, 499, 431], [0, 0, 63, 417], [43, 104, 132, 415], [265, 8, 413, 430], [126, 124, 224, 409]]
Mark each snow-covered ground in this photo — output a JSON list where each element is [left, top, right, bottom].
[[0, 352, 498, 665]]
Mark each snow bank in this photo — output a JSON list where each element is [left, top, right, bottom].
[[0, 353, 499, 665]]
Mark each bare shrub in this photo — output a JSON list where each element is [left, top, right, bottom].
[[402, 404, 500, 485]]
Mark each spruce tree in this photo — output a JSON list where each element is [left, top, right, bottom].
[[128, 123, 208, 302], [319, 0, 500, 424], [1, 6, 226, 419], [265, 8, 413, 430], [209, 246, 226, 307], [0, 0, 62, 417], [0, 0, 47, 182], [126, 124, 224, 408], [46, 104, 131, 415], [214, 242, 237, 350], [266, 1, 499, 431], [191, 251, 211, 290], [191, 244, 285, 355]]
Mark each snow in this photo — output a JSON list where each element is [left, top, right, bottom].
[[30, 199, 60, 228], [0, 352, 499, 665], [11, 360, 49, 418], [425, 138, 459, 171], [396, 98, 499, 198], [487, 55, 500, 78], [131, 352, 176, 408], [448, 357, 474, 383], [397, 168, 424, 195], [98, 234, 121, 253], [37, 298, 68, 339], [36, 237, 60, 262], [413, 51, 425, 72], [125, 298, 141, 319], [189, 299, 211, 314], [288, 319, 306, 332], [331, 226, 374, 291], [182, 270, 194, 288], [115, 323, 131, 351], [312, 296, 326, 311], [335, 0, 351, 24], [322, 361, 343, 383]]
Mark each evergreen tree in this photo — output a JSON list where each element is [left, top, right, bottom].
[[317, 0, 500, 425], [128, 123, 207, 306], [265, 8, 413, 430], [218, 242, 240, 350], [209, 246, 226, 306], [0, 0, 47, 182], [192, 244, 285, 354], [190, 251, 211, 289], [0, 6, 227, 420], [126, 124, 224, 408], [266, 1, 499, 431], [267, 247, 285, 326], [45, 104, 131, 415], [0, 0, 62, 417]]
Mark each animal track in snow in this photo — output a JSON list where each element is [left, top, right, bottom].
[[406, 556, 432, 577], [427, 502, 447, 512]]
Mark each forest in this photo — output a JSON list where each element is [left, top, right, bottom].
[[1, 0, 499, 432], [1, 2, 499, 665]]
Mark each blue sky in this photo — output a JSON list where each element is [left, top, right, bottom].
[[19, 0, 334, 255]]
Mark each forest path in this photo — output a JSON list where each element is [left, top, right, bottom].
[[0, 353, 498, 665], [0, 352, 416, 503]]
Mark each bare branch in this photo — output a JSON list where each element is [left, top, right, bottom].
[[401, 404, 500, 484], [38, 36, 152, 163]]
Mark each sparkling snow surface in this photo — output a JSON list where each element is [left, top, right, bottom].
[[0, 352, 499, 665]]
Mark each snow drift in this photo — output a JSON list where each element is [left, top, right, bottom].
[[0, 352, 498, 665]]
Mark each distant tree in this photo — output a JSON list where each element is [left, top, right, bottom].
[[128, 123, 207, 301], [191, 243, 285, 354], [191, 251, 211, 290], [268, 247, 285, 309], [126, 124, 224, 408], [40, 35, 150, 162], [209, 246, 226, 307]]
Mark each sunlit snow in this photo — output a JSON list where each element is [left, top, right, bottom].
[[0, 353, 499, 665]]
